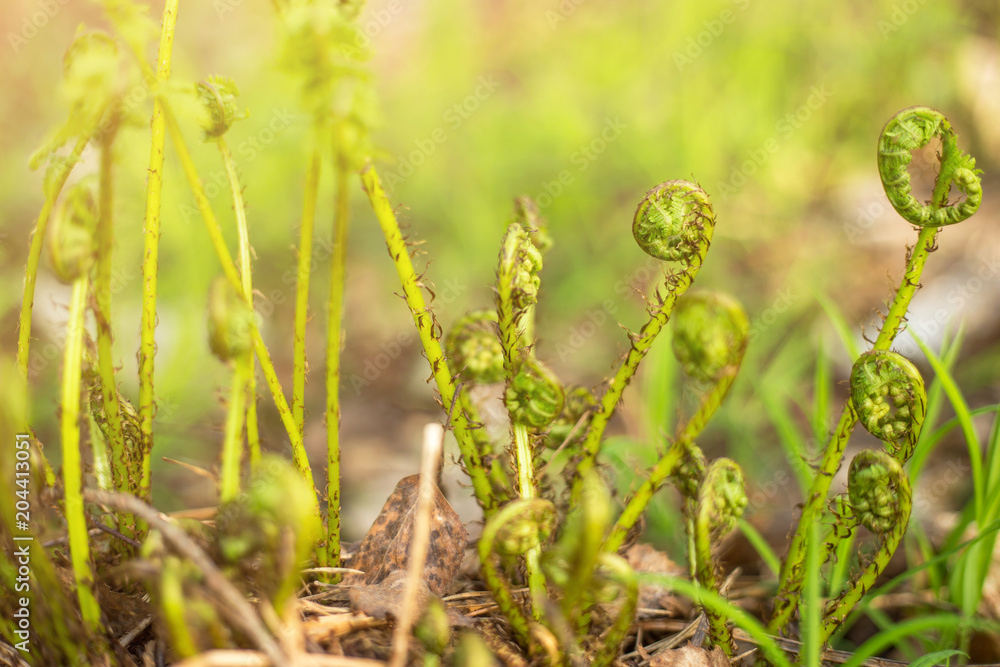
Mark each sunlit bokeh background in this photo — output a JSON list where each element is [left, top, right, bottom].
[[2, 0, 998, 546]]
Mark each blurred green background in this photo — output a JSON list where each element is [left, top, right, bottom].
[[2, 0, 998, 543]]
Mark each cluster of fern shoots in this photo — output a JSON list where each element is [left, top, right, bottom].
[[0, 0, 986, 662]]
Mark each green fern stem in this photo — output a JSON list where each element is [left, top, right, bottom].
[[162, 103, 320, 518], [16, 135, 88, 488], [819, 450, 911, 643], [137, 0, 180, 501], [604, 363, 738, 553], [770, 107, 980, 634], [62, 275, 102, 630], [360, 164, 498, 517], [93, 134, 128, 492], [478, 498, 558, 654], [217, 136, 260, 467], [325, 164, 350, 575], [293, 146, 321, 438], [512, 422, 547, 617], [219, 355, 249, 503], [572, 181, 715, 504], [768, 404, 856, 634], [768, 233, 933, 633], [693, 458, 746, 655], [457, 391, 513, 501]]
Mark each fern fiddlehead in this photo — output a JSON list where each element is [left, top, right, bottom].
[[820, 450, 911, 643], [877, 107, 982, 228], [572, 181, 716, 504], [447, 310, 506, 385], [851, 349, 927, 462], [505, 358, 565, 430], [818, 350, 927, 575], [770, 108, 980, 634], [693, 458, 747, 655], [494, 218, 558, 614], [478, 499, 558, 654], [445, 310, 513, 500], [605, 291, 748, 553]]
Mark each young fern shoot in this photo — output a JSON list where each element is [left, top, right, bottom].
[[820, 450, 911, 643], [572, 181, 716, 505], [48, 181, 102, 630], [605, 291, 748, 553], [819, 350, 927, 571], [694, 458, 747, 654], [770, 107, 983, 634], [495, 221, 564, 615]]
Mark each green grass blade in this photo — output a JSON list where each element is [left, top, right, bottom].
[[840, 615, 971, 667], [812, 334, 832, 443], [642, 573, 792, 667], [812, 288, 860, 360], [831, 518, 1000, 642], [911, 331, 982, 519], [800, 520, 821, 667], [909, 328, 964, 484], [908, 650, 967, 667], [738, 518, 780, 579], [757, 384, 813, 493]]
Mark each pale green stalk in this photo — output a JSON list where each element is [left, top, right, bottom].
[[62, 276, 101, 630], [161, 558, 198, 658], [94, 132, 129, 499], [325, 165, 350, 574], [605, 364, 737, 553], [219, 355, 249, 502], [161, 102, 320, 517], [16, 136, 88, 488], [293, 147, 321, 437], [218, 137, 260, 467], [360, 164, 497, 516], [513, 423, 546, 617], [138, 0, 180, 500]]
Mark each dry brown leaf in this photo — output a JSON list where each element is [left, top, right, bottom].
[[349, 569, 431, 620], [344, 475, 468, 596], [625, 543, 686, 612], [649, 645, 729, 667]]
